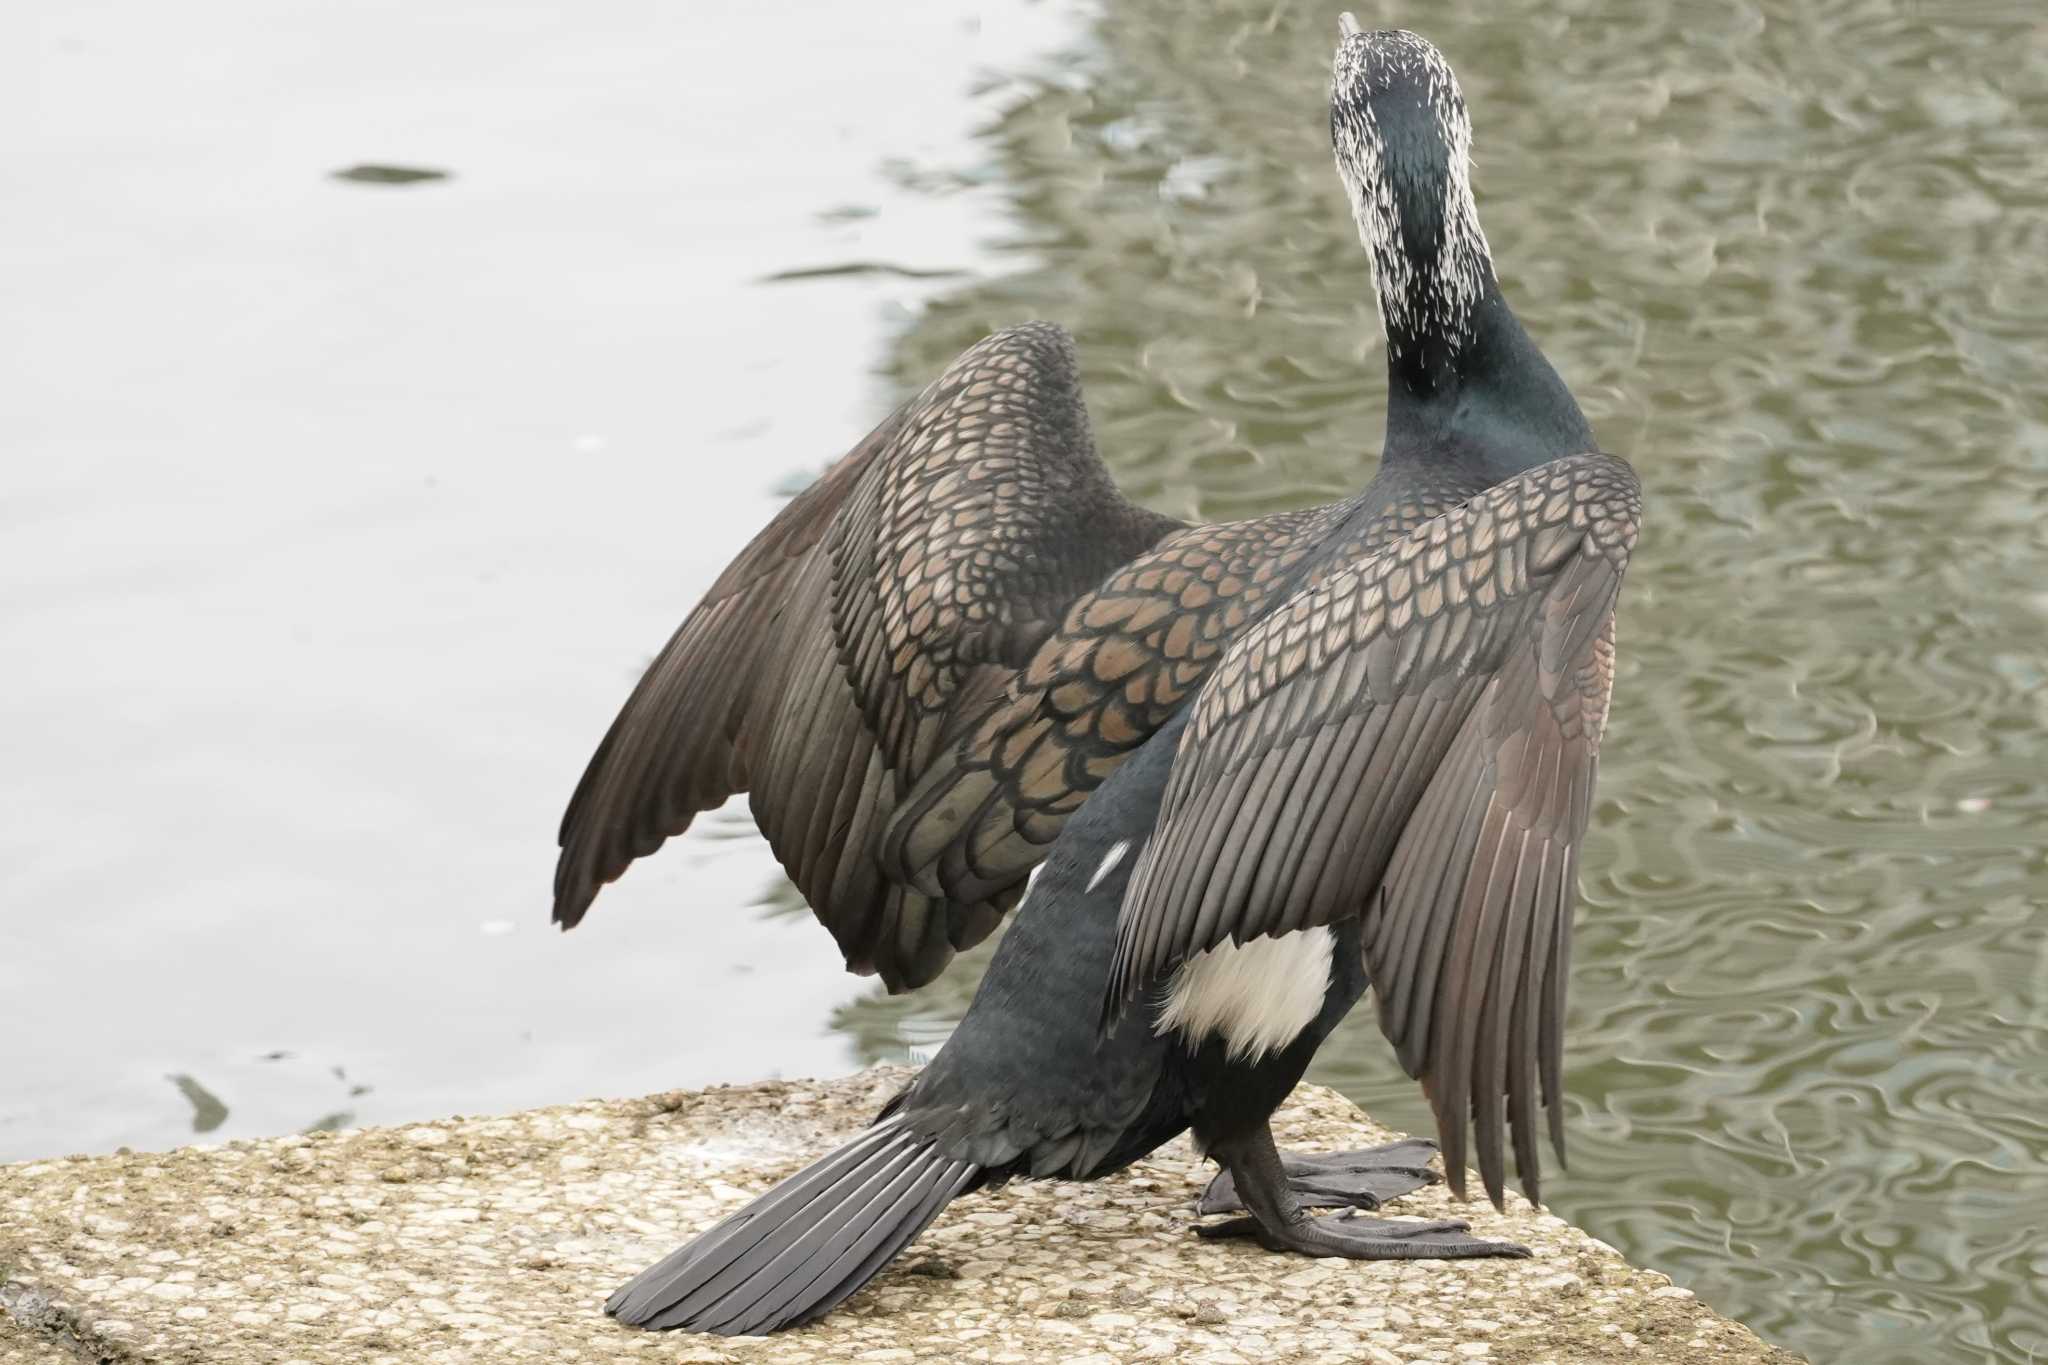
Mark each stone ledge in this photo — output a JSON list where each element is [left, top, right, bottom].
[[0, 1067, 1800, 1364], [0, 1316, 75, 1365]]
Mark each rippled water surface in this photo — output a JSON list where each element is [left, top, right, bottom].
[[845, 3, 2048, 1361], [9, 2, 2048, 1362]]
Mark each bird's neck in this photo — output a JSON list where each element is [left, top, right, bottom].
[[1338, 120, 1595, 480], [1377, 281, 1596, 482], [1364, 175, 1494, 389]]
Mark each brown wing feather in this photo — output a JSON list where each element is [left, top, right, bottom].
[[880, 503, 1353, 900], [1377, 595, 1618, 1208], [553, 322, 1178, 990], [552, 408, 901, 921], [1105, 453, 1641, 1205], [878, 477, 1477, 907]]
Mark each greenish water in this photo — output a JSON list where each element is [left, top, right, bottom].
[[822, 2, 2048, 1362]]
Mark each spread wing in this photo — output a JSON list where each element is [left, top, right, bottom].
[[554, 322, 1179, 990], [877, 505, 1346, 902], [879, 481, 1473, 906], [1104, 452, 1642, 1207]]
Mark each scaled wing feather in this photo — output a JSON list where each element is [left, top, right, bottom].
[[1107, 452, 1642, 1206], [553, 322, 1178, 990]]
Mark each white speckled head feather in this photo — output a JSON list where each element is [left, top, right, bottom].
[[1330, 27, 1494, 358]]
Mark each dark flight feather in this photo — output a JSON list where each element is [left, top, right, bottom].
[[1105, 452, 1641, 1206], [553, 322, 1178, 989]]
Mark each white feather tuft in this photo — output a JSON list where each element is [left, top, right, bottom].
[[1086, 839, 1133, 894], [1155, 927, 1335, 1063]]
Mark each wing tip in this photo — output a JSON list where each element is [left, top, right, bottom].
[[1479, 1158, 1507, 1213], [550, 846, 604, 931], [1094, 986, 1124, 1044], [1095, 937, 1148, 1042], [552, 894, 593, 931]]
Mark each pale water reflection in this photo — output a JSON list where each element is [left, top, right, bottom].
[[4, 0, 1075, 1151], [6, 2, 2047, 1363]]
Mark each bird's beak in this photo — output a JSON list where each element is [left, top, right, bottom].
[[1338, 12, 1361, 38]]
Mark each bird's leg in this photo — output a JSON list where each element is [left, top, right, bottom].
[[1196, 1135, 1441, 1214], [1195, 1122, 1528, 1260]]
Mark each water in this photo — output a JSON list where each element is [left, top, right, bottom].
[[7, 1, 2047, 1362], [3, 0, 1068, 1142]]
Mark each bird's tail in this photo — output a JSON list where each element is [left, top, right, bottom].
[[607, 1117, 980, 1335]]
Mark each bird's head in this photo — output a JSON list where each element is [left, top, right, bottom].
[[1329, 19, 1496, 361]]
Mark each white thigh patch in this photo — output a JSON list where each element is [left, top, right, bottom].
[[1155, 926, 1335, 1063]]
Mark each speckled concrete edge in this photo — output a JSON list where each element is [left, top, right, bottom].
[[0, 1290, 87, 1365], [0, 1068, 1803, 1364]]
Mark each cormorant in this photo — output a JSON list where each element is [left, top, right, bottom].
[[561, 19, 1643, 1335]]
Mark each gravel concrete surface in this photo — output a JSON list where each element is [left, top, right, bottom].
[[0, 1067, 1801, 1364]]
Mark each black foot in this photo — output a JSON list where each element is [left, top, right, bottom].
[[1197, 1122, 1529, 1262], [1197, 1138, 1442, 1215], [1196, 1208, 1530, 1260]]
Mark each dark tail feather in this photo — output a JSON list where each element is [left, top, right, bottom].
[[607, 1119, 979, 1335]]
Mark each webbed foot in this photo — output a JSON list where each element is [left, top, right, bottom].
[[1199, 1124, 1528, 1262], [1196, 1208, 1529, 1260], [1197, 1137, 1441, 1215]]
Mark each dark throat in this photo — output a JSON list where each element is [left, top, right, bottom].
[[1377, 277, 1596, 483]]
